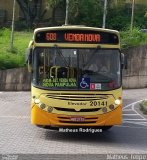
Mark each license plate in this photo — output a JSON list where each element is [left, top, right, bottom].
[[70, 117, 85, 122]]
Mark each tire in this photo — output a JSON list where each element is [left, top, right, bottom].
[[101, 126, 113, 131]]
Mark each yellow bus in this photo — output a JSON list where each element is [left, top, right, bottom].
[[27, 25, 123, 130]]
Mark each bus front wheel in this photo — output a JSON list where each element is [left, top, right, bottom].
[[102, 126, 113, 131]]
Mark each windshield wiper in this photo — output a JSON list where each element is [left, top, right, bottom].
[[83, 45, 101, 68], [53, 45, 69, 67]]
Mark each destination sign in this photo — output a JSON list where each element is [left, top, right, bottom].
[[35, 30, 119, 44], [42, 78, 77, 88]]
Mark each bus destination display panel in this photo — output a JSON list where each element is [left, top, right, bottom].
[[35, 30, 119, 44]]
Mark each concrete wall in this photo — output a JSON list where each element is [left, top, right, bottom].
[[0, 67, 31, 91], [122, 45, 147, 89], [0, 45, 147, 91]]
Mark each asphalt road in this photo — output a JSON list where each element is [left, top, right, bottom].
[[0, 89, 147, 156]]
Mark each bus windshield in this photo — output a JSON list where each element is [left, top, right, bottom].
[[33, 47, 121, 91]]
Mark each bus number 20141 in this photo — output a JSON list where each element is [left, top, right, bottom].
[[90, 101, 107, 107]]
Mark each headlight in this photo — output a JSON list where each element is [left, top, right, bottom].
[[34, 99, 40, 104], [115, 99, 121, 105], [34, 98, 53, 112]]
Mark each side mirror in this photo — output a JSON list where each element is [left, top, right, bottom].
[[121, 53, 127, 69], [26, 48, 33, 72], [26, 48, 32, 64]]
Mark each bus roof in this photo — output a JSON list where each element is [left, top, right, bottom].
[[34, 25, 119, 34]]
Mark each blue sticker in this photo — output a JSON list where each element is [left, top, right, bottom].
[[79, 77, 90, 89]]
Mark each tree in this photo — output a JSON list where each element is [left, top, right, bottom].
[[15, 0, 147, 30], [68, 0, 103, 27], [47, 0, 103, 27], [47, 0, 66, 25], [16, 0, 46, 28]]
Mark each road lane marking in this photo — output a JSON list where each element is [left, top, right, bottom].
[[132, 103, 146, 119], [120, 97, 147, 128], [123, 121, 147, 126], [124, 119, 147, 121], [123, 98, 147, 110], [123, 99, 147, 125], [116, 125, 147, 129], [0, 115, 30, 119], [123, 109, 134, 111], [123, 114, 139, 116]]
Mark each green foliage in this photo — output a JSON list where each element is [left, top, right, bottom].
[[140, 100, 147, 115], [68, 0, 103, 27], [143, 101, 147, 106], [120, 27, 147, 49], [1, 27, 147, 69], [0, 28, 32, 69], [15, 20, 28, 31], [48, 0, 66, 8], [46, 0, 147, 30], [13, 0, 147, 30], [107, 4, 130, 30], [0, 54, 25, 69]]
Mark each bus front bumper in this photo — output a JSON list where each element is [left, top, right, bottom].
[[31, 104, 122, 127]]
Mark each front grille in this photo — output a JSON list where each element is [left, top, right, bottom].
[[45, 93, 110, 101], [58, 116, 98, 120], [54, 107, 101, 112], [57, 116, 98, 124], [59, 121, 97, 124]]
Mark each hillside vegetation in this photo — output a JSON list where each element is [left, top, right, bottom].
[[0, 28, 32, 69], [14, 0, 147, 31], [120, 27, 147, 49], [0, 28, 147, 69]]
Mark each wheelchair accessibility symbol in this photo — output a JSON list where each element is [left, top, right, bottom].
[[79, 78, 90, 89]]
